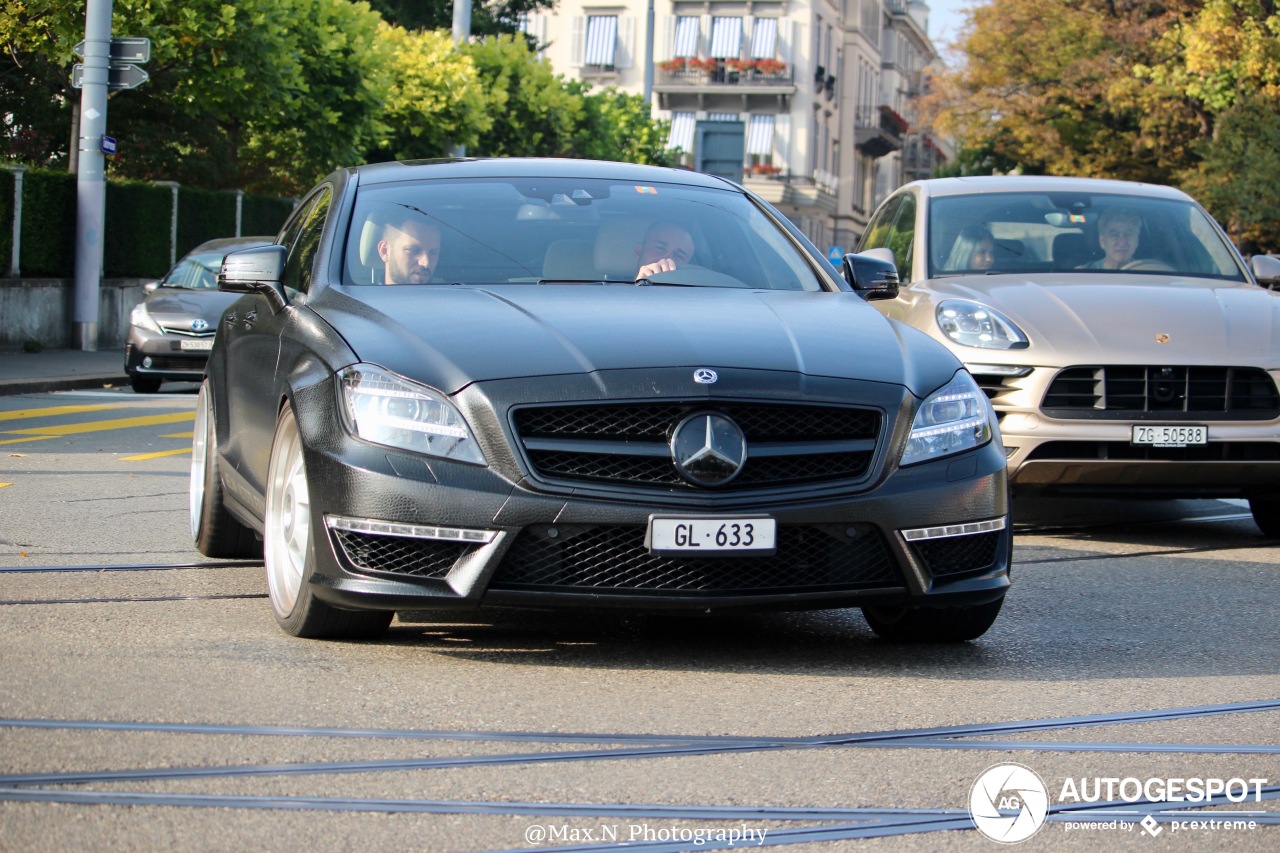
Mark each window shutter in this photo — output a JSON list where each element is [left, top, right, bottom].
[[617, 16, 635, 69], [570, 16, 585, 67]]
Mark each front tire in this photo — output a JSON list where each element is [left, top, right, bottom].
[[1249, 497, 1280, 537], [131, 374, 162, 394], [264, 404, 391, 640], [862, 596, 1004, 643], [191, 381, 260, 558]]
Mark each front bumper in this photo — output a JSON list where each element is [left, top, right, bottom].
[[287, 373, 1012, 615], [124, 330, 214, 382]]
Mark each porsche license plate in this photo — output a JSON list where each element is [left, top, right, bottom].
[[647, 516, 776, 556], [180, 339, 214, 351], [1131, 424, 1207, 447]]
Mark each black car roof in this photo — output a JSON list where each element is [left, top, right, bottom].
[[347, 157, 734, 190]]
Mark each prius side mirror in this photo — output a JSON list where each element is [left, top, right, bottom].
[[1250, 254, 1280, 288]]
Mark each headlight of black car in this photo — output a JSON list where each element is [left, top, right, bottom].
[[338, 365, 486, 465], [900, 371, 996, 466]]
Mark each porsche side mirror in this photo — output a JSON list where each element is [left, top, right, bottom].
[[1250, 254, 1280, 288], [142, 281, 159, 294], [843, 250, 900, 301]]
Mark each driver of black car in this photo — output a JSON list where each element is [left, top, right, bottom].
[[378, 216, 441, 284], [635, 222, 695, 279]]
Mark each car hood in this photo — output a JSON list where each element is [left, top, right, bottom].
[[142, 288, 242, 327], [310, 285, 959, 396], [915, 274, 1280, 363]]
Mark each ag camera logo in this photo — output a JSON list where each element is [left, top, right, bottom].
[[969, 763, 1050, 843]]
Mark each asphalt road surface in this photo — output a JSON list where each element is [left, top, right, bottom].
[[1, 386, 1277, 852]]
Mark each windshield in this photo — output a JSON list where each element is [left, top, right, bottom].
[[343, 177, 825, 291], [161, 253, 224, 289], [927, 191, 1247, 281]]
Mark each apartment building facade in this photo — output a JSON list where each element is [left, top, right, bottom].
[[520, 0, 949, 253]]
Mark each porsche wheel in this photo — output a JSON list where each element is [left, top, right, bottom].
[[862, 596, 1004, 643], [264, 404, 391, 639], [131, 374, 162, 394], [1249, 497, 1280, 538], [190, 381, 260, 558]]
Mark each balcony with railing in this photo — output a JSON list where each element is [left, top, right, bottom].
[[741, 170, 838, 215], [854, 105, 908, 159], [656, 58, 795, 88]]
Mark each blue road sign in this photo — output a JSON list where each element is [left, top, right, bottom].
[[101, 135, 117, 156], [827, 246, 845, 267]]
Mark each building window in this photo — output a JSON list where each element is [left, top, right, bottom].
[[673, 16, 699, 58], [746, 114, 775, 158], [709, 17, 742, 59], [584, 15, 618, 66], [750, 18, 777, 59], [668, 111, 696, 152]]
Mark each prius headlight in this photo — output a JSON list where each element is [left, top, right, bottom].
[[936, 299, 1028, 349], [130, 302, 162, 334], [901, 371, 997, 466], [339, 365, 485, 465]]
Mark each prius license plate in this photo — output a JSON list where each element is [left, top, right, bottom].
[[647, 516, 776, 556], [1131, 424, 1207, 447], [180, 339, 214, 351]]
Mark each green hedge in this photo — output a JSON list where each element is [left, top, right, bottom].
[[242, 194, 295, 238], [177, 185, 239, 258], [2, 166, 293, 279], [19, 169, 77, 277], [103, 179, 174, 279], [0, 169, 13, 271]]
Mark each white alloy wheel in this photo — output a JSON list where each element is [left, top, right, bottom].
[[265, 407, 311, 619]]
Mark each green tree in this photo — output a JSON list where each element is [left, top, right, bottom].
[[367, 0, 554, 40], [366, 25, 490, 161], [464, 34, 585, 157], [2, 0, 388, 194], [1180, 94, 1280, 250], [575, 88, 674, 166]]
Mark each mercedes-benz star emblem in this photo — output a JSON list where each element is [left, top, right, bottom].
[[191, 319, 210, 332], [693, 369, 718, 384], [670, 412, 746, 487]]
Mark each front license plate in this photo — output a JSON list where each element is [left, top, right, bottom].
[[180, 338, 214, 351], [647, 516, 776, 556], [1131, 424, 1207, 447]]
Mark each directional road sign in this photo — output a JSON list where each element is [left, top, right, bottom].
[[72, 37, 151, 64], [71, 62, 150, 91]]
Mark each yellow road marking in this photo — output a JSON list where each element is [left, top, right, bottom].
[[121, 448, 192, 461], [0, 483, 11, 489], [161, 431, 194, 439], [0, 436, 57, 446], [1, 411, 194, 437], [0, 404, 128, 422]]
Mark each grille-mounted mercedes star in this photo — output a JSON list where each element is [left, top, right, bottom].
[[191, 158, 1011, 641]]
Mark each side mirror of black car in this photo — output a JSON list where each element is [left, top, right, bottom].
[[843, 250, 900, 301], [1250, 254, 1280, 289], [219, 244, 288, 309]]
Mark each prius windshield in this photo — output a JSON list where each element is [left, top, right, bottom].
[[343, 177, 825, 291]]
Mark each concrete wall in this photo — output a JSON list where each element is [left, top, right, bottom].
[[0, 278, 150, 351]]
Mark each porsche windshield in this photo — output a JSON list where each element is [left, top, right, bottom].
[[927, 191, 1248, 281], [344, 177, 825, 291]]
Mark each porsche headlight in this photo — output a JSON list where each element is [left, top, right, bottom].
[[901, 371, 996, 466], [339, 365, 485, 465], [936, 300, 1028, 349], [130, 302, 162, 334]]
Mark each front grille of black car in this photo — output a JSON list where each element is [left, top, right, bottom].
[[512, 402, 881, 490], [910, 532, 1002, 579], [1042, 366, 1280, 419], [1024, 441, 1280, 463], [333, 530, 469, 579], [489, 524, 898, 594]]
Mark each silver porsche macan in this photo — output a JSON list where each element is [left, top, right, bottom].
[[855, 175, 1280, 536]]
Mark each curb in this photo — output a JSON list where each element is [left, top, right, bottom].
[[0, 375, 129, 397]]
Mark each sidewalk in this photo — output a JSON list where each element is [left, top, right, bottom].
[[0, 347, 130, 396]]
